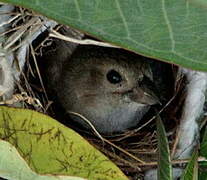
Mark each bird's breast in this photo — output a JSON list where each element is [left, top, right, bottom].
[[85, 102, 150, 133]]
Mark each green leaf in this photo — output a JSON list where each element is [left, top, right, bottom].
[[199, 126, 207, 179], [0, 106, 128, 180], [180, 150, 198, 180], [156, 115, 173, 180], [0, 140, 85, 180], [200, 126, 207, 158], [1, 0, 207, 71]]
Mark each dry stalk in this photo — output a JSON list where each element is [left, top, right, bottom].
[[50, 29, 119, 48]]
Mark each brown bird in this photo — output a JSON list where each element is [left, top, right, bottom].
[[46, 43, 159, 134]]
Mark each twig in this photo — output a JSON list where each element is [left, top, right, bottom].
[[30, 44, 49, 101], [0, 92, 42, 108]]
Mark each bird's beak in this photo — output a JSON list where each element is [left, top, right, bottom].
[[128, 86, 160, 105]]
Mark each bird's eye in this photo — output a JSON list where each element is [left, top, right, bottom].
[[106, 70, 122, 84]]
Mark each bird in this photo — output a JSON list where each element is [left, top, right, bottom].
[[46, 43, 159, 134]]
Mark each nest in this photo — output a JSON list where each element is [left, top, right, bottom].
[[0, 4, 187, 179]]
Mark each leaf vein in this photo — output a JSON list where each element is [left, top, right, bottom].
[[161, 0, 175, 51], [74, 0, 82, 20], [137, 0, 144, 15], [115, 0, 130, 37]]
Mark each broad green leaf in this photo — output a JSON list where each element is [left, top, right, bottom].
[[199, 126, 207, 179], [1, 0, 207, 71], [180, 150, 198, 180], [156, 115, 173, 180], [0, 106, 128, 180], [0, 140, 85, 180], [200, 126, 207, 158]]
